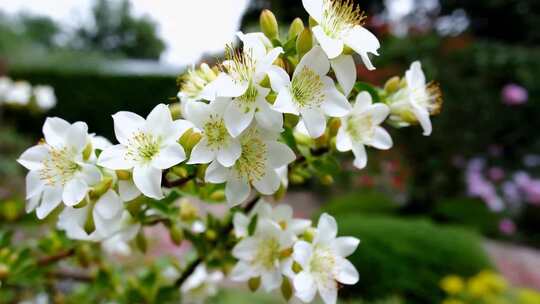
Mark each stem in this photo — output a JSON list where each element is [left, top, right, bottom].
[[173, 195, 260, 288], [37, 248, 75, 266], [47, 269, 94, 282], [162, 172, 196, 188]]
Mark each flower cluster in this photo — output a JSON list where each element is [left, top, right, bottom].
[[0, 76, 56, 111], [16, 1, 443, 303]]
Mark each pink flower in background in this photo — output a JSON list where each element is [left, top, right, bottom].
[[488, 167, 505, 182], [499, 218, 516, 235], [502, 84, 528, 106]]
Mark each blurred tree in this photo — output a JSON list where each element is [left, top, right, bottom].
[[73, 0, 165, 60], [19, 14, 60, 49]]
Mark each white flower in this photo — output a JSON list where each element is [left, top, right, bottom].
[[17, 117, 101, 219], [181, 265, 224, 304], [230, 219, 295, 292], [336, 92, 392, 169], [386, 61, 442, 136], [202, 33, 284, 136], [98, 104, 192, 199], [5, 81, 32, 105], [233, 199, 311, 238], [178, 63, 219, 102], [204, 126, 296, 206], [293, 213, 360, 304], [185, 99, 241, 167], [302, 0, 380, 70], [33, 85, 57, 110], [268, 46, 352, 138]]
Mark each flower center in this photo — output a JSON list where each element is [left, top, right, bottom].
[[321, 0, 366, 38], [203, 115, 229, 149], [309, 246, 337, 281], [346, 114, 374, 142], [39, 146, 80, 186], [291, 67, 325, 109], [389, 82, 442, 116], [254, 237, 281, 269], [236, 84, 259, 112], [180, 63, 217, 99], [234, 129, 267, 182], [223, 45, 256, 84], [126, 132, 161, 163]]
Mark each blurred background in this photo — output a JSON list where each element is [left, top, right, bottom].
[[1, 0, 539, 303]]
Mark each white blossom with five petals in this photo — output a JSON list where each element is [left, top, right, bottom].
[[293, 213, 360, 304], [336, 92, 393, 169], [97, 104, 192, 199]]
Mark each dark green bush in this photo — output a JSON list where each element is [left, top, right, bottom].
[[318, 190, 399, 217], [433, 197, 501, 235], [6, 69, 177, 140], [335, 215, 492, 304]]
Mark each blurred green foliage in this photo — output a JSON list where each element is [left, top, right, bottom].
[[433, 197, 501, 235], [335, 215, 492, 304], [318, 190, 400, 217]]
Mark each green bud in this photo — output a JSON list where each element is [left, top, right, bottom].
[[260, 9, 279, 40], [288, 18, 305, 40], [180, 128, 202, 154], [82, 141, 93, 161], [89, 176, 113, 200], [303, 228, 315, 243], [292, 261, 303, 274], [281, 277, 293, 301], [289, 173, 305, 185], [169, 103, 182, 119], [179, 199, 199, 221], [2, 200, 20, 221], [320, 174, 334, 185], [171, 165, 189, 178], [309, 16, 318, 27], [248, 277, 261, 292], [209, 189, 226, 202], [384, 76, 401, 94], [205, 229, 217, 241], [116, 170, 131, 180], [294, 130, 313, 146], [84, 210, 96, 234], [296, 28, 313, 58], [169, 223, 184, 246]]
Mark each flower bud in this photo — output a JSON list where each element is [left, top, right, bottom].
[[308, 16, 318, 27], [248, 277, 261, 292], [296, 28, 313, 58], [89, 176, 113, 200], [281, 277, 293, 301], [320, 174, 334, 185], [82, 141, 93, 161], [209, 189, 226, 202], [169, 223, 184, 246], [116, 170, 131, 180], [205, 229, 217, 241], [180, 129, 202, 154], [84, 210, 96, 234], [179, 199, 198, 221], [169, 103, 182, 119], [288, 18, 305, 40], [384, 76, 401, 94], [292, 261, 303, 273], [289, 173, 305, 185], [260, 9, 279, 40]]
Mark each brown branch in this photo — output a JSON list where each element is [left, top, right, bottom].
[[173, 195, 260, 288], [47, 269, 94, 282], [37, 248, 75, 266], [162, 172, 196, 188]]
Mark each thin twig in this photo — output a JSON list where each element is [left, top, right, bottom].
[[162, 173, 196, 188], [37, 248, 75, 266], [47, 269, 94, 282]]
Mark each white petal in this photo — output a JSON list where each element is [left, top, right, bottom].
[[405, 61, 426, 90], [266, 142, 295, 168], [252, 169, 281, 195], [97, 145, 132, 170], [18, 145, 48, 170], [331, 55, 356, 96], [217, 141, 242, 167], [293, 271, 317, 303], [368, 103, 390, 125], [255, 98, 284, 132], [321, 77, 352, 117], [331, 237, 360, 257], [302, 0, 324, 22], [36, 187, 62, 219], [267, 65, 291, 92], [273, 89, 299, 115], [184, 100, 211, 129], [26, 193, 41, 213], [95, 189, 123, 219], [63, 178, 88, 206], [316, 213, 338, 244], [255, 47, 284, 82], [43, 117, 70, 148], [225, 176, 250, 207], [205, 160, 228, 183], [112, 111, 145, 145], [336, 125, 353, 152], [224, 101, 255, 137], [118, 180, 140, 201], [261, 270, 282, 292], [232, 238, 258, 260], [132, 165, 163, 199], [300, 108, 326, 138], [66, 122, 89, 152], [412, 103, 432, 136], [188, 139, 216, 165], [151, 143, 186, 169], [145, 103, 174, 140], [293, 241, 313, 268], [312, 26, 344, 60], [230, 261, 252, 282], [289, 219, 312, 235], [79, 164, 102, 186], [351, 143, 368, 169], [336, 258, 359, 285], [343, 26, 380, 71], [237, 31, 269, 60], [233, 212, 250, 238], [354, 91, 373, 112], [170, 119, 194, 142], [273, 204, 293, 221], [369, 127, 393, 150], [204, 73, 247, 99], [295, 45, 331, 78], [26, 171, 44, 199], [318, 281, 338, 304]]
